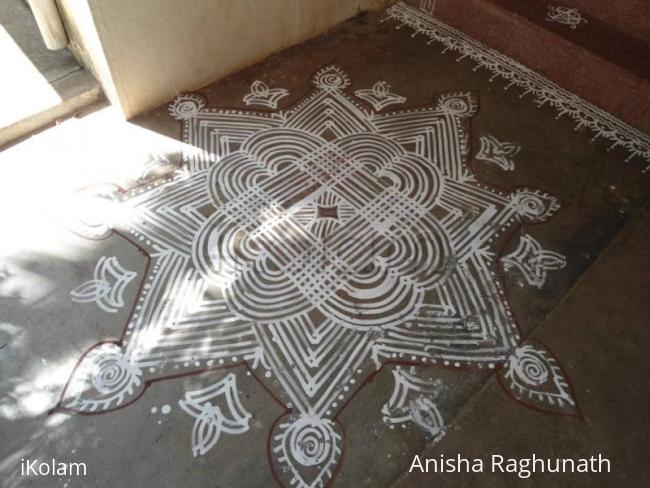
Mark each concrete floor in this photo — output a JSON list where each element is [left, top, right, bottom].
[[0, 6, 649, 488]]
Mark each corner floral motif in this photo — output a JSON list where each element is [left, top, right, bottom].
[[476, 134, 521, 171], [382, 367, 446, 438], [546, 6, 588, 29], [502, 234, 567, 288], [70, 256, 137, 313], [355, 81, 407, 110], [179, 374, 251, 457], [243, 80, 289, 109]]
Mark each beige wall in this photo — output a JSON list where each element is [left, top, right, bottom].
[[57, 0, 392, 118], [56, 0, 120, 106]]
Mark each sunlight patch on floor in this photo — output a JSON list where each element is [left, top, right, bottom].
[[0, 25, 61, 128]]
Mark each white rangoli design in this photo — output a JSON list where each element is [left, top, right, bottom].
[[386, 2, 650, 171], [502, 234, 567, 288], [355, 81, 407, 111], [70, 256, 137, 313], [179, 374, 251, 457], [419, 0, 436, 15], [382, 367, 445, 438], [273, 414, 342, 488], [58, 65, 576, 487], [546, 6, 588, 29], [498, 341, 577, 414], [476, 134, 520, 171], [63, 343, 143, 411], [243, 80, 290, 109], [60, 185, 122, 240], [139, 153, 172, 182]]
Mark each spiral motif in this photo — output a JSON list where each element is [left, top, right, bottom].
[[510, 190, 559, 222], [501, 343, 577, 413], [516, 194, 544, 217], [320, 74, 344, 89], [287, 417, 335, 467], [91, 351, 141, 395], [313, 66, 350, 90], [438, 93, 473, 115], [169, 94, 206, 120], [513, 349, 549, 386], [61, 343, 143, 412]]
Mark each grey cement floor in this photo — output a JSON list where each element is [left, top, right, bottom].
[[396, 201, 650, 487], [0, 7, 649, 488]]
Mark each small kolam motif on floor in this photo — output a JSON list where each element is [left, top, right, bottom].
[[546, 6, 588, 29], [476, 134, 520, 171]]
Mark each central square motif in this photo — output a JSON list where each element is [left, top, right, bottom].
[[316, 205, 338, 220], [194, 127, 448, 330]]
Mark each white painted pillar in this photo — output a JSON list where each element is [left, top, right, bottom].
[[27, 0, 68, 50]]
